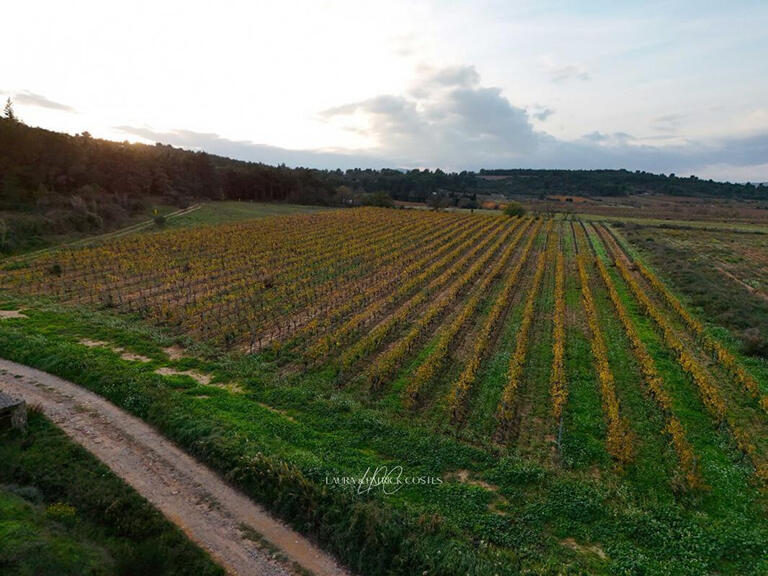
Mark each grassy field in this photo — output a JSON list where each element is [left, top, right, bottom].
[[0, 412, 223, 576], [0, 206, 766, 575], [617, 222, 768, 357], [527, 194, 768, 226], [578, 212, 768, 233], [7, 201, 331, 260], [154, 201, 332, 230], [0, 202, 180, 257]]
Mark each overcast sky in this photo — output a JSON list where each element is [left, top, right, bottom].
[[3, 0, 768, 181]]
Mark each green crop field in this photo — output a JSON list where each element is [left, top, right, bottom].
[[1, 207, 766, 575]]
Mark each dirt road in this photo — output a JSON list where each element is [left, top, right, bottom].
[[0, 358, 349, 576]]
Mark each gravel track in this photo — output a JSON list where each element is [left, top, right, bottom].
[[0, 358, 349, 576]]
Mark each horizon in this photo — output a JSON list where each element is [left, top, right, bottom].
[[7, 116, 768, 187], [3, 1, 768, 182]]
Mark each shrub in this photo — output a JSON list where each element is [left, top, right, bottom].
[[741, 327, 768, 357], [3, 483, 43, 504], [360, 191, 394, 208], [46, 501, 77, 525], [502, 201, 526, 217]]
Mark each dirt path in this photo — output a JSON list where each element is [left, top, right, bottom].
[[714, 265, 768, 303], [0, 358, 349, 576]]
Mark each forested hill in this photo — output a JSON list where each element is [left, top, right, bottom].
[[1, 117, 767, 251], [476, 169, 768, 199], [3, 118, 767, 208]]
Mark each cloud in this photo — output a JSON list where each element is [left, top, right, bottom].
[[420, 64, 480, 88], [528, 130, 768, 182], [118, 66, 768, 182], [314, 66, 768, 180], [651, 113, 685, 133], [693, 162, 768, 183], [535, 55, 592, 83], [550, 64, 591, 83], [115, 122, 768, 182], [0, 90, 75, 112], [580, 131, 635, 146], [529, 107, 554, 122], [535, 55, 591, 83], [114, 126, 390, 170], [393, 33, 418, 58], [404, 65, 482, 99], [319, 66, 538, 166]]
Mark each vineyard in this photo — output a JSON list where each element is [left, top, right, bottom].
[[2, 206, 767, 574]]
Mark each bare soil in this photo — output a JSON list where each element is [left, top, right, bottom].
[[79, 338, 152, 362], [0, 309, 27, 319], [155, 366, 213, 386]]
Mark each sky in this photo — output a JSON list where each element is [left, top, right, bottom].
[[2, 0, 768, 181]]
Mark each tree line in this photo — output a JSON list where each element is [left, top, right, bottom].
[[1, 111, 766, 252]]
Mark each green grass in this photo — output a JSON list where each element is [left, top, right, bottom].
[[513, 233, 556, 458], [615, 223, 768, 384], [2, 203, 179, 259], [156, 201, 332, 230], [601, 225, 768, 473], [0, 215, 767, 574], [579, 213, 768, 234], [588, 228, 765, 504], [457, 223, 545, 444], [560, 242, 611, 470], [3, 294, 763, 573], [0, 412, 223, 576], [0, 489, 110, 576], [463, 281, 527, 443], [584, 247, 677, 499], [5, 201, 332, 262]]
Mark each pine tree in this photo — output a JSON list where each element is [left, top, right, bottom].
[[3, 97, 17, 121]]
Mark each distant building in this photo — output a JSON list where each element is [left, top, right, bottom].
[[0, 392, 26, 430]]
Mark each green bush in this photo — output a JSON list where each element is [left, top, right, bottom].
[[502, 201, 526, 217], [360, 191, 394, 208], [0, 414, 224, 576], [46, 502, 77, 526]]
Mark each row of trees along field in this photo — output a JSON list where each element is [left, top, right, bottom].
[[2, 105, 768, 252]]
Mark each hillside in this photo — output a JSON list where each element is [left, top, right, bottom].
[[2, 118, 767, 253], [477, 169, 768, 199]]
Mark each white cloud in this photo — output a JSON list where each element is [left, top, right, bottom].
[[536, 55, 591, 83], [319, 66, 538, 166], [550, 64, 591, 83], [529, 107, 555, 122], [691, 162, 768, 184], [4, 1, 768, 181], [1, 90, 75, 112], [114, 65, 768, 182]]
